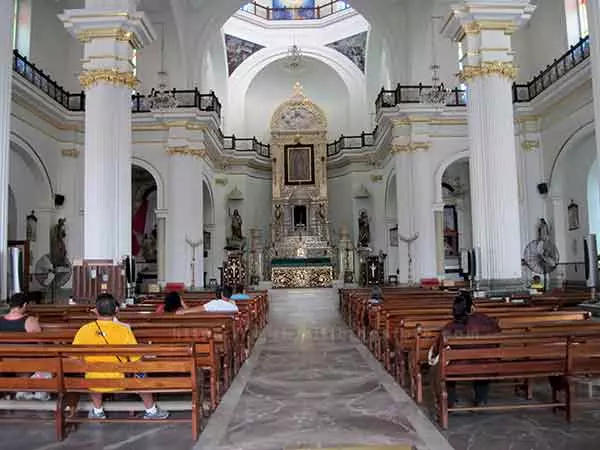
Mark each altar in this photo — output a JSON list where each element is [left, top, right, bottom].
[[271, 257, 333, 288]]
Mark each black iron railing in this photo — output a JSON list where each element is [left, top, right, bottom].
[[223, 134, 271, 158], [513, 35, 590, 102], [375, 84, 467, 112], [13, 49, 85, 111], [327, 127, 378, 157], [239, 0, 351, 20], [12, 50, 222, 118]]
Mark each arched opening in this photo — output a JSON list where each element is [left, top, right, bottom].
[[203, 179, 216, 286], [385, 172, 398, 278], [440, 157, 471, 274], [132, 165, 158, 284]]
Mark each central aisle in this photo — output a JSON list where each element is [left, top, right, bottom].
[[195, 289, 455, 450]]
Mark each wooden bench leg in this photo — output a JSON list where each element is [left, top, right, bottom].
[[55, 393, 65, 441], [439, 383, 449, 429], [192, 387, 201, 441], [566, 380, 573, 423]]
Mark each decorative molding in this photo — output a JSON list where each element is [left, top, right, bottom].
[[460, 61, 518, 82], [61, 148, 80, 158], [370, 174, 383, 183], [76, 28, 143, 48], [462, 20, 517, 35], [354, 184, 371, 198], [227, 186, 244, 200], [79, 69, 137, 89], [215, 177, 228, 186], [521, 140, 540, 152], [166, 146, 207, 159], [391, 142, 432, 153]]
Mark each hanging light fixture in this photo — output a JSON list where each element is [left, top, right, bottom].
[[148, 23, 178, 111], [283, 36, 304, 72], [420, 16, 451, 105]]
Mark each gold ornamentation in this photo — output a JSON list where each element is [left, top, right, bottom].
[[79, 69, 137, 89], [215, 177, 228, 186], [271, 266, 333, 288], [370, 175, 383, 183], [391, 143, 432, 153], [166, 146, 207, 159], [76, 28, 142, 48], [270, 83, 328, 131], [459, 61, 518, 82], [61, 148, 80, 158], [521, 140, 540, 152]]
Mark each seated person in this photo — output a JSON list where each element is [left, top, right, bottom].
[[178, 286, 239, 314], [231, 285, 250, 301], [0, 293, 41, 333], [368, 286, 384, 305], [155, 291, 188, 313], [431, 292, 500, 407], [530, 275, 544, 292], [72, 294, 169, 420]]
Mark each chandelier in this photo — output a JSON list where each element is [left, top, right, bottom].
[[420, 16, 451, 105], [147, 23, 178, 112], [284, 43, 303, 72]]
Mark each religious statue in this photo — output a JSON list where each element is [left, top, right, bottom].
[[274, 204, 282, 222], [318, 203, 326, 223], [358, 210, 370, 248], [26, 210, 37, 242], [50, 218, 68, 267], [231, 209, 243, 240], [141, 232, 157, 263]]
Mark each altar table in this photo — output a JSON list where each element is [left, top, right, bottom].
[[271, 257, 333, 288]]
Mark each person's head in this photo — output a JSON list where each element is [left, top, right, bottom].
[[370, 286, 383, 301], [222, 285, 233, 300], [95, 293, 118, 318], [234, 285, 245, 295], [452, 292, 473, 324], [532, 275, 541, 283], [164, 291, 184, 313], [8, 293, 28, 313]]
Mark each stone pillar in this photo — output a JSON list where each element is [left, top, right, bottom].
[[587, 0, 600, 164], [163, 123, 205, 288], [155, 209, 167, 284], [433, 203, 445, 277], [60, 2, 154, 263], [0, 0, 15, 300], [443, 2, 535, 287]]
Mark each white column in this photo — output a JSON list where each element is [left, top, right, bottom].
[[60, 3, 154, 263], [433, 203, 445, 277], [165, 147, 205, 288], [588, 1, 600, 164], [155, 209, 167, 285], [394, 152, 411, 283], [443, 2, 535, 286], [0, 0, 15, 300]]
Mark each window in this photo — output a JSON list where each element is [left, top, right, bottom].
[[566, 0, 590, 45], [131, 49, 138, 95], [578, 0, 589, 39], [12, 0, 31, 57], [457, 41, 467, 92]]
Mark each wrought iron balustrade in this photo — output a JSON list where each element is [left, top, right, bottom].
[[513, 35, 590, 102], [327, 127, 378, 157], [222, 135, 271, 158], [239, 1, 351, 20], [130, 89, 222, 116], [375, 84, 466, 113]]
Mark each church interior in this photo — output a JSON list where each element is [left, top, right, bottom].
[[3, 0, 600, 449]]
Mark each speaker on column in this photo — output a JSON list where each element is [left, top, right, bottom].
[[537, 183, 549, 195], [54, 194, 65, 207], [584, 234, 598, 288]]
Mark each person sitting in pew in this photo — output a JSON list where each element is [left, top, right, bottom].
[[529, 275, 544, 292], [368, 286, 384, 305], [0, 293, 41, 333], [155, 291, 188, 313], [431, 292, 500, 407], [178, 285, 239, 314], [72, 294, 170, 420], [231, 285, 250, 301]]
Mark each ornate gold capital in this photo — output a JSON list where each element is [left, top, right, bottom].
[[79, 69, 137, 89], [167, 146, 207, 159], [391, 143, 432, 153], [460, 61, 518, 82], [76, 28, 141, 47], [521, 140, 540, 152], [61, 148, 80, 158]]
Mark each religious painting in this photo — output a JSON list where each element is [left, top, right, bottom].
[[284, 144, 315, 185], [444, 205, 459, 257], [273, 0, 316, 20], [204, 231, 211, 250], [326, 32, 368, 73], [225, 34, 265, 75], [568, 200, 580, 231]]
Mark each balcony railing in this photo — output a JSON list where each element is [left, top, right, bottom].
[[13, 49, 85, 111], [223, 135, 271, 158], [327, 127, 378, 157], [239, 1, 351, 20], [12, 50, 222, 118], [375, 84, 467, 113], [513, 35, 590, 102]]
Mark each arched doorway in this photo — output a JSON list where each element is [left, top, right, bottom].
[[203, 178, 216, 286], [132, 165, 158, 284], [440, 158, 472, 275], [385, 172, 398, 279]]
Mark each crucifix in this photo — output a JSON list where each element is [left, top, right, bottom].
[[370, 262, 377, 280], [186, 236, 202, 289], [399, 233, 419, 285]]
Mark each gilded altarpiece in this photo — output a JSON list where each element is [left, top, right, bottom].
[[270, 84, 333, 287]]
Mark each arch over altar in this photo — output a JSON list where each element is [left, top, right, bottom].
[[269, 83, 334, 287]]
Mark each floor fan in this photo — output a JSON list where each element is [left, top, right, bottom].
[[34, 254, 72, 303], [522, 238, 560, 291]]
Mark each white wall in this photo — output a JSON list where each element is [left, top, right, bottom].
[[243, 56, 350, 140]]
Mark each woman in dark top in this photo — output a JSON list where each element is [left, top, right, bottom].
[[155, 291, 188, 313], [0, 293, 41, 333]]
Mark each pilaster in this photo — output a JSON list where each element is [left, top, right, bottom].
[[0, 0, 14, 300], [587, 0, 600, 169], [443, 1, 535, 287], [60, 2, 155, 263]]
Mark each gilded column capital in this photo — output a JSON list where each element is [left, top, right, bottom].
[[166, 145, 207, 159], [79, 69, 137, 90], [391, 142, 432, 153], [521, 140, 540, 152], [459, 61, 518, 82]]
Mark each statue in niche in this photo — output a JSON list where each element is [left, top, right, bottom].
[[358, 210, 370, 248], [50, 218, 68, 267], [226, 209, 247, 251], [141, 228, 157, 263], [318, 203, 327, 223], [26, 210, 37, 242], [274, 204, 282, 223]]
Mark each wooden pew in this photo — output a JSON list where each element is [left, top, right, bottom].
[[0, 343, 203, 440]]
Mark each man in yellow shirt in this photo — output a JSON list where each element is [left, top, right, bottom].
[[72, 294, 169, 420]]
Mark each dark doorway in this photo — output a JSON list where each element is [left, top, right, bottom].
[[294, 205, 307, 229]]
